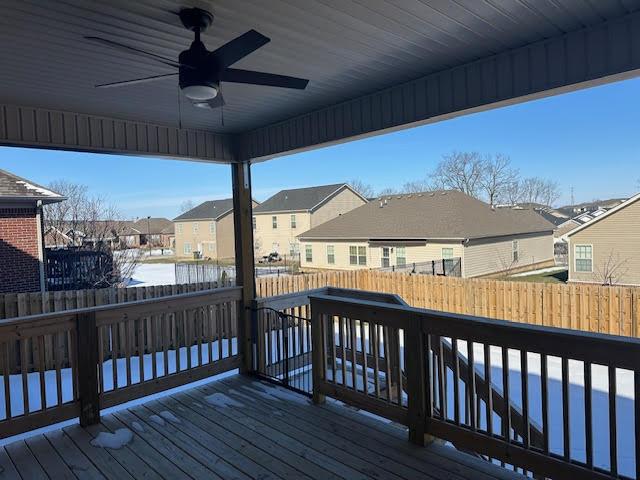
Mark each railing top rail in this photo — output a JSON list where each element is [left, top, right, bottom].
[[255, 287, 329, 310], [310, 293, 640, 369], [0, 286, 242, 327]]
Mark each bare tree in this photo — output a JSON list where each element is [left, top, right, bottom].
[[179, 199, 195, 213], [479, 154, 519, 206], [401, 179, 431, 193], [519, 177, 561, 207], [429, 151, 484, 197], [348, 179, 375, 198], [377, 187, 400, 196], [43, 180, 138, 287], [595, 251, 630, 286]]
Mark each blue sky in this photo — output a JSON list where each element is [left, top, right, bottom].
[[1, 76, 639, 219]]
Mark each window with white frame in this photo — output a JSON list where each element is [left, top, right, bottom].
[[358, 246, 367, 265], [192, 223, 199, 233], [349, 246, 358, 265], [512, 240, 519, 263], [575, 245, 593, 272], [209, 222, 215, 234], [183, 242, 192, 255], [305, 245, 313, 262], [327, 245, 335, 264], [290, 214, 297, 229], [176, 223, 183, 234], [442, 247, 453, 259], [381, 247, 390, 268], [396, 246, 407, 267], [272, 216, 278, 229]]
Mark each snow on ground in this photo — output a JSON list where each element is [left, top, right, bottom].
[[511, 266, 567, 277], [125, 263, 176, 287]]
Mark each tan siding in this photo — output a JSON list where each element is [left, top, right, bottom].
[[568, 198, 640, 285], [463, 232, 554, 278], [310, 188, 367, 227], [300, 240, 463, 271], [254, 211, 311, 257]]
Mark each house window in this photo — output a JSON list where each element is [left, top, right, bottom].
[[176, 223, 183, 234], [327, 245, 335, 264], [349, 246, 358, 265], [512, 240, 519, 263], [358, 246, 367, 266], [575, 245, 593, 272], [381, 247, 390, 268], [290, 214, 297, 229], [397, 247, 407, 267], [305, 245, 313, 262], [272, 216, 278, 229], [193, 223, 199, 233], [209, 222, 215, 234], [442, 247, 453, 259], [183, 242, 192, 255], [252, 216, 256, 229]]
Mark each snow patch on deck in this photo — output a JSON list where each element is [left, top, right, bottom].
[[159, 411, 182, 424], [131, 421, 144, 433], [205, 392, 243, 408], [149, 414, 166, 426], [90, 429, 133, 449]]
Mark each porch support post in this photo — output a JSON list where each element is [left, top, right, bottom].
[[231, 161, 256, 374]]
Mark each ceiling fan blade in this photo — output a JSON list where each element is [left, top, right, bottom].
[[95, 73, 178, 88], [191, 93, 225, 109], [210, 30, 270, 69], [84, 36, 182, 69], [220, 68, 309, 89]]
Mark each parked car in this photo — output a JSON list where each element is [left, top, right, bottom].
[[259, 252, 282, 263]]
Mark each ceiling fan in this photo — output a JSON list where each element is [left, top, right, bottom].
[[85, 7, 309, 109]]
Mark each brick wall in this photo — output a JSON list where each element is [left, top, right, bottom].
[[0, 207, 41, 293]]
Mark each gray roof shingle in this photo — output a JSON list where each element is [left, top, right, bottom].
[[254, 183, 349, 213], [0, 169, 65, 203], [173, 198, 234, 221], [299, 190, 555, 241]]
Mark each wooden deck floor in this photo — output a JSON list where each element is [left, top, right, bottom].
[[0, 375, 523, 480]]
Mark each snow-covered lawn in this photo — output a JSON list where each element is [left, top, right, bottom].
[[126, 263, 176, 286]]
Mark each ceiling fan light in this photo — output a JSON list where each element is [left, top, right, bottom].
[[182, 84, 218, 101]]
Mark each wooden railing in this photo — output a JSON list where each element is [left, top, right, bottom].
[[0, 287, 242, 438], [310, 293, 640, 480]]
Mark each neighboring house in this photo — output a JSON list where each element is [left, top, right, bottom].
[[173, 198, 259, 259], [298, 190, 555, 277], [123, 218, 174, 248], [567, 193, 640, 286], [557, 198, 626, 218], [253, 183, 367, 258], [45, 220, 133, 249], [0, 169, 65, 293]]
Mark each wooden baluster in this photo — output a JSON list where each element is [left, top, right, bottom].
[[340, 317, 347, 386], [20, 338, 29, 415], [350, 318, 357, 390], [55, 332, 63, 405], [37, 336, 46, 411], [609, 366, 617, 476], [541, 353, 549, 454], [468, 341, 476, 431], [360, 320, 368, 394], [137, 318, 145, 383], [584, 361, 593, 469], [437, 336, 446, 420], [311, 311, 326, 405], [562, 357, 570, 460], [452, 338, 460, 425], [111, 324, 119, 389], [76, 312, 99, 426], [371, 322, 380, 398], [330, 316, 337, 384], [2, 342, 11, 419], [124, 320, 132, 387], [502, 347, 511, 441], [521, 350, 530, 448], [383, 326, 392, 403]]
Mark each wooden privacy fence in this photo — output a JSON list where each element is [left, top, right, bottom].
[[255, 270, 640, 338]]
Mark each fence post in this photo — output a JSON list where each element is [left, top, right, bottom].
[[310, 301, 326, 405], [406, 314, 427, 445], [76, 311, 100, 426]]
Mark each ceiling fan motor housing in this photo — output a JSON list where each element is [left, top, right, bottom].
[[179, 42, 220, 97]]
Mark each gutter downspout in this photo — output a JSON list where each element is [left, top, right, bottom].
[[35, 200, 46, 293]]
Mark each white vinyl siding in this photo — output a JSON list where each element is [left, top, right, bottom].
[[575, 245, 593, 272], [327, 245, 335, 264]]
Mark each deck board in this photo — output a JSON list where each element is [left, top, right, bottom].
[[0, 374, 524, 480]]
